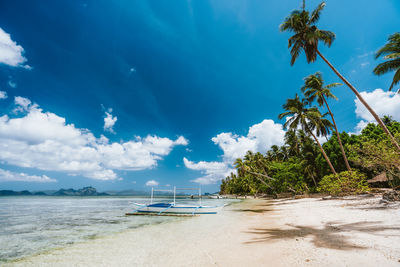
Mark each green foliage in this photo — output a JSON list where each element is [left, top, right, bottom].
[[269, 160, 308, 193], [348, 122, 400, 189], [373, 32, 400, 91], [279, 1, 335, 65], [317, 171, 369, 196], [220, 117, 400, 196]]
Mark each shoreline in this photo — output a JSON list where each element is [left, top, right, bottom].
[[7, 196, 400, 266]]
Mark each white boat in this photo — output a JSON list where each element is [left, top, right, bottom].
[[130, 187, 224, 215]]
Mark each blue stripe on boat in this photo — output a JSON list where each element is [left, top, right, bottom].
[[147, 203, 172, 208]]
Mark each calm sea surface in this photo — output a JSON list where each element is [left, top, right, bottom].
[[0, 196, 230, 262]]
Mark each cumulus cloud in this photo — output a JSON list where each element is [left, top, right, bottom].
[[355, 89, 400, 121], [184, 158, 234, 185], [0, 91, 7, 99], [0, 28, 30, 69], [353, 89, 400, 133], [0, 168, 56, 183], [212, 120, 285, 163], [103, 109, 117, 133], [13, 96, 37, 113], [0, 97, 188, 181], [186, 119, 286, 185], [145, 180, 159, 186]]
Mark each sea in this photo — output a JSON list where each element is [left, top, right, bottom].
[[0, 196, 230, 263]]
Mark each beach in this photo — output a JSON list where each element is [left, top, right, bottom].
[[7, 195, 400, 267]]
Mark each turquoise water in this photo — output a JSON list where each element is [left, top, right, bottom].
[[0, 196, 229, 262]]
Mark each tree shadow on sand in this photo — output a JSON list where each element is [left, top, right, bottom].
[[232, 208, 273, 213], [244, 221, 400, 250]]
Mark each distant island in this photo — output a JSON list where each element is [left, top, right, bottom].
[[0, 186, 109, 196]]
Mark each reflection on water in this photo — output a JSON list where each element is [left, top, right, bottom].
[[0, 196, 230, 262]]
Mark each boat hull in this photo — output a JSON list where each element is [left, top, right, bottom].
[[133, 203, 221, 215]]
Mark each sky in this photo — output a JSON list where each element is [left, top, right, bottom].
[[0, 0, 400, 193]]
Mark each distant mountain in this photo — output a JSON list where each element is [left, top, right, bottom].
[[0, 190, 33, 196], [105, 189, 147, 196], [53, 186, 109, 196], [0, 190, 32, 196], [0, 186, 109, 196]]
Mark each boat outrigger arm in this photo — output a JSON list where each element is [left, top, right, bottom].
[[150, 187, 202, 206], [128, 186, 224, 216]]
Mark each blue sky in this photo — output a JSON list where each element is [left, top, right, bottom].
[[0, 0, 400, 193]]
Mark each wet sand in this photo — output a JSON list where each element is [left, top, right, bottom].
[[8, 195, 400, 266]]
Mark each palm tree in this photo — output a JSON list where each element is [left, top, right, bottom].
[[373, 32, 400, 92], [234, 155, 275, 188], [302, 72, 351, 171], [284, 129, 301, 157], [280, 1, 400, 151], [278, 94, 337, 174]]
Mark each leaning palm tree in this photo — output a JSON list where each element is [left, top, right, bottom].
[[280, 1, 400, 151], [278, 94, 337, 174], [373, 32, 400, 92], [302, 72, 351, 171], [235, 156, 274, 184]]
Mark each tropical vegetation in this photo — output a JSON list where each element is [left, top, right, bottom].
[[279, 1, 400, 151], [220, 117, 400, 196], [220, 1, 400, 196]]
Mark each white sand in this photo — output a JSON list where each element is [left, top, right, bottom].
[[8, 195, 400, 266]]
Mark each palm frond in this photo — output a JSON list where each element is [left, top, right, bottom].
[[325, 82, 342, 89], [375, 33, 400, 59], [290, 40, 303, 65], [388, 68, 400, 91], [310, 2, 326, 25], [373, 58, 400, 76], [317, 30, 335, 47]]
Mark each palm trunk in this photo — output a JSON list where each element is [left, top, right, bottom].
[[307, 126, 337, 175], [243, 169, 274, 189], [322, 95, 352, 171], [317, 50, 400, 152], [245, 170, 275, 181], [310, 174, 317, 187]]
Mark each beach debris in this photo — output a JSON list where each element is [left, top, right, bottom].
[[321, 196, 338, 200], [382, 190, 400, 202]]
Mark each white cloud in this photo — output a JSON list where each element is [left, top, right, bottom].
[[0, 97, 188, 181], [186, 119, 285, 185], [0, 91, 7, 99], [212, 119, 286, 163], [353, 89, 400, 133], [103, 109, 117, 133], [145, 180, 159, 186], [13, 96, 37, 113], [350, 120, 370, 135], [8, 80, 17, 88], [0, 28, 30, 69], [0, 168, 56, 183], [184, 158, 234, 185]]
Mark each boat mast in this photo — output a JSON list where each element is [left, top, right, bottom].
[[173, 186, 176, 206], [150, 187, 154, 204], [199, 187, 202, 206]]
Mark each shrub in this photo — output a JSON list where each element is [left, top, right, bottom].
[[317, 171, 369, 196]]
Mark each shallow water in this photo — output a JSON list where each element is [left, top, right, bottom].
[[0, 196, 230, 262]]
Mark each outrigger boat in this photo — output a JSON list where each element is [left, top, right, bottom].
[[128, 187, 224, 216]]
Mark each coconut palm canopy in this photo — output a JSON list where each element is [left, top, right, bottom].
[[374, 32, 400, 91], [279, 1, 335, 65]]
